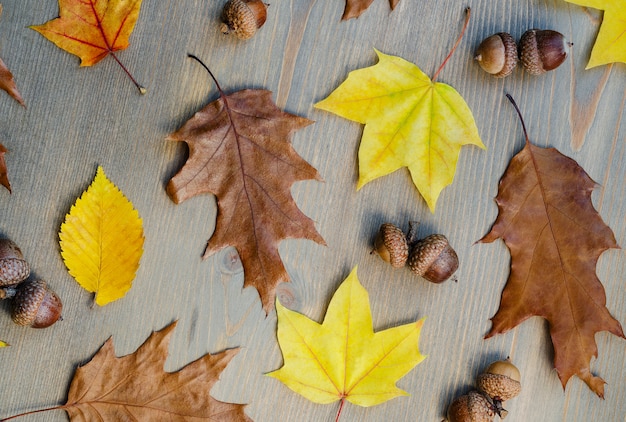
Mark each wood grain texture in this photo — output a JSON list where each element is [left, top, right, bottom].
[[0, 0, 624, 421]]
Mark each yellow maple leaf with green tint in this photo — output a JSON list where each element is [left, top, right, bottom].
[[316, 49, 484, 212], [59, 166, 144, 306], [565, 0, 626, 68], [268, 267, 426, 411]]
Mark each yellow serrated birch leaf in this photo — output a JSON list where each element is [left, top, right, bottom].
[[267, 267, 426, 408], [59, 166, 144, 306]]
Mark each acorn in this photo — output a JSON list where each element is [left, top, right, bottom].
[[476, 359, 522, 403], [371, 223, 409, 268], [474, 32, 518, 78], [0, 238, 30, 287], [447, 390, 496, 422], [11, 280, 62, 328], [220, 0, 268, 40], [519, 29, 572, 75], [408, 234, 458, 283]]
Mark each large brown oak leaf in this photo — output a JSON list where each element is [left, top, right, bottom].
[[167, 89, 325, 313], [342, 0, 399, 20], [480, 97, 624, 397], [0, 322, 251, 421]]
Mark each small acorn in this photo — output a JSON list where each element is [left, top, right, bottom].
[[408, 234, 458, 283], [519, 29, 572, 75], [477, 358, 522, 403], [0, 238, 30, 287], [371, 223, 409, 268], [474, 32, 518, 78], [11, 280, 62, 328], [447, 390, 496, 422], [220, 0, 268, 40]]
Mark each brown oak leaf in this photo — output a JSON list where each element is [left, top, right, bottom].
[[167, 85, 325, 313], [342, 0, 399, 20], [0, 143, 9, 192], [479, 96, 625, 397], [0, 322, 252, 421]]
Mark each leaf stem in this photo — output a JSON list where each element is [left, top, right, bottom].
[[109, 51, 146, 94], [0, 404, 64, 421], [432, 7, 471, 82], [187, 54, 227, 99], [505, 94, 530, 145], [334, 398, 345, 422]]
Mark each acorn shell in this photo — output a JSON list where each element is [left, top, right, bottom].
[[477, 359, 522, 402], [519, 29, 570, 75], [447, 390, 495, 422], [408, 234, 458, 283], [11, 280, 63, 328], [474, 32, 518, 78], [0, 239, 30, 287], [372, 223, 409, 268], [220, 0, 268, 40]]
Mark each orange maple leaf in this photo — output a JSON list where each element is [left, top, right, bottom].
[[0, 323, 252, 421], [480, 96, 624, 397], [30, 0, 145, 93]]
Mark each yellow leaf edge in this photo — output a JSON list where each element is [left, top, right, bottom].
[[0, 339, 8, 347], [267, 266, 427, 407], [59, 166, 145, 306]]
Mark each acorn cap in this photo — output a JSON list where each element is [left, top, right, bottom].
[[0, 239, 30, 287], [408, 234, 458, 283], [11, 280, 63, 328], [520, 29, 571, 75], [220, 0, 268, 40], [447, 390, 496, 422], [474, 32, 518, 78], [372, 223, 409, 268], [477, 359, 522, 402]]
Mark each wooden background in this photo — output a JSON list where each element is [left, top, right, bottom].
[[0, 0, 624, 421]]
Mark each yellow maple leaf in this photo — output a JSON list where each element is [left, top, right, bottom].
[[59, 166, 144, 306], [565, 0, 626, 68], [316, 50, 484, 212], [0, 340, 7, 347], [30, 0, 145, 92], [268, 267, 426, 408]]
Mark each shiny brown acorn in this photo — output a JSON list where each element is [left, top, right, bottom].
[[474, 32, 518, 78], [11, 280, 62, 328], [519, 29, 572, 75], [477, 359, 522, 403], [372, 223, 409, 268], [0, 238, 30, 287], [220, 0, 268, 40], [408, 234, 458, 283]]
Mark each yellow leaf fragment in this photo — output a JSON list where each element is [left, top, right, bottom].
[[59, 166, 144, 306], [268, 267, 426, 407], [0, 340, 8, 347], [316, 49, 484, 212], [565, 0, 626, 68]]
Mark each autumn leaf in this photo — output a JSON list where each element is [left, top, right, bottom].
[[0, 340, 7, 347], [30, 0, 145, 93], [342, 0, 400, 20], [0, 6, 25, 106], [565, 0, 626, 68], [0, 322, 252, 421], [268, 267, 426, 414], [0, 143, 10, 192], [479, 95, 625, 397], [316, 11, 484, 212], [59, 166, 144, 306], [167, 56, 325, 313]]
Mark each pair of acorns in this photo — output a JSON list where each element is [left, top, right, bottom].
[[372, 221, 459, 283], [447, 359, 522, 421], [475, 29, 572, 78], [0, 239, 62, 328]]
